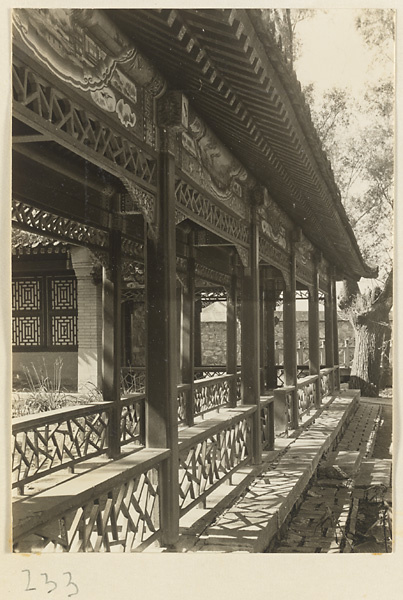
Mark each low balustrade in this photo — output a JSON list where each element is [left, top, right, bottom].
[[177, 373, 239, 425], [121, 366, 146, 394], [194, 366, 227, 379], [178, 406, 255, 516], [296, 374, 318, 418], [13, 448, 170, 553], [320, 367, 334, 398], [273, 366, 339, 432], [12, 394, 146, 492]]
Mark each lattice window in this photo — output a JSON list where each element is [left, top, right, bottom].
[[12, 279, 42, 347], [12, 275, 78, 350]]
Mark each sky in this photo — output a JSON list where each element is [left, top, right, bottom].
[[293, 8, 393, 96], [291, 8, 395, 294]]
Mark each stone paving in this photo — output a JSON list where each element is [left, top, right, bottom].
[[269, 398, 392, 553]]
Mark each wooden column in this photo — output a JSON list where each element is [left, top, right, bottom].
[[102, 229, 122, 458], [283, 247, 298, 429], [145, 131, 179, 546], [308, 261, 321, 407], [324, 274, 335, 392], [241, 211, 261, 464], [265, 280, 278, 390], [331, 274, 340, 390], [181, 240, 195, 425], [227, 262, 238, 408], [194, 298, 202, 368], [259, 279, 267, 391]]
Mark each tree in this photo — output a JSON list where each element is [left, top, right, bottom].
[[293, 9, 394, 395], [259, 9, 319, 67]]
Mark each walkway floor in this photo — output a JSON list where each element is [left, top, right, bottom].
[[269, 396, 392, 553], [176, 391, 382, 553]]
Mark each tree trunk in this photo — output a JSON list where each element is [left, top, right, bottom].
[[349, 319, 385, 396], [341, 270, 392, 398]]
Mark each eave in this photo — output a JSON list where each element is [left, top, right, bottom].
[[107, 8, 376, 280]]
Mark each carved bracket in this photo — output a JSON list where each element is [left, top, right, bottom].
[[235, 245, 249, 268], [119, 177, 157, 239]]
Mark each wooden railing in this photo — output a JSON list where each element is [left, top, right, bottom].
[[273, 366, 339, 433], [194, 366, 227, 379], [13, 448, 170, 553], [121, 366, 146, 394], [12, 394, 146, 492], [296, 375, 317, 419], [178, 406, 254, 516]]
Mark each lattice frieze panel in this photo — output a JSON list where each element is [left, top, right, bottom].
[[14, 467, 161, 553], [12, 316, 41, 346], [12, 199, 110, 250], [120, 399, 144, 446], [175, 179, 249, 246], [50, 278, 77, 310], [194, 377, 230, 416], [13, 60, 157, 188], [50, 315, 77, 346], [178, 416, 251, 513], [12, 409, 110, 488], [12, 279, 41, 311]]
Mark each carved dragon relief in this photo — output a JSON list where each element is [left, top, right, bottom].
[[179, 111, 255, 221], [256, 187, 291, 252]]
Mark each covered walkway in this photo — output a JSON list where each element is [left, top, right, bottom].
[[11, 8, 380, 553]]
